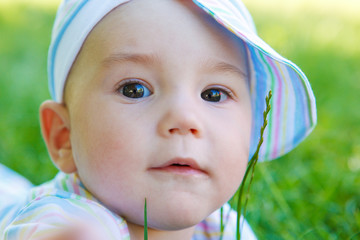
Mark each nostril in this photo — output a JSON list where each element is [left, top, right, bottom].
[[168, 128, 198, 135], [169, 128, 177, 134], [190, 129, 197, 135]]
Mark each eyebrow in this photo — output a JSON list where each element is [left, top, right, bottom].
[[102, 52, 247, 79], [102, 53, 160, 67], [205, 60, 248, 79]]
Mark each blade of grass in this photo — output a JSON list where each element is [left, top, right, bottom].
[[144, 198, 148, 240], [242, 92, 271, 220], [236, 90, 272, 240], [220, 206, 224, 240]]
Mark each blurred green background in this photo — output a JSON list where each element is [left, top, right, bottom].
[[0, 0, 359, 239]]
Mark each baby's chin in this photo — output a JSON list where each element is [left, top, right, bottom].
[[125, 201, 216, 232], [148, 209, 206, 231]]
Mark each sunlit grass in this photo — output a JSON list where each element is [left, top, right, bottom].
[[0, 2, 57, 184], [244, 0, 360, 19], [244, 0, 360, 58], [0, 0, 60, 9], [241, 1, 360, 238]]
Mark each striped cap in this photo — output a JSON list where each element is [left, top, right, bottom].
[[48, 0, 316, 161]]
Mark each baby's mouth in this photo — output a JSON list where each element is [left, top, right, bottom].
[[149, 158, 208, 176]]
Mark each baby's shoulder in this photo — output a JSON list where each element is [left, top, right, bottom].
[[24, 183, 106, 218], [1, 176, 129, 239]]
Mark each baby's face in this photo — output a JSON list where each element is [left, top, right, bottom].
[[65, 0, 251, 233]]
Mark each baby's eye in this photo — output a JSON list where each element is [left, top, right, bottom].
[[201, 88, 229, 102], [119, 81, 151, 99]]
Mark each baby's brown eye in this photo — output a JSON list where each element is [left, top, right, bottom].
[[122, 83, 150, 98], [201, 89, 228, 102]]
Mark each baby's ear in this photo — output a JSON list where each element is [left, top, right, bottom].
[[40, 100, 76, 174]]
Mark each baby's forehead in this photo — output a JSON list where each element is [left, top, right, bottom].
[[92, 0, 245, 48], [66, 1, 249, 90], [77, 1, 248, 71]]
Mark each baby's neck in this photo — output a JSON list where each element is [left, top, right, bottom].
[[127, 222, 195, 240]]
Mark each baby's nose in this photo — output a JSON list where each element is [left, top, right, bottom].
[[167, 118, 200, 136], [157, 96, 203, 138]]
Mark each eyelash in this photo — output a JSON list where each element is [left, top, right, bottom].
[[202, 85, 235, 103], [116, 78, 152, 93], [117, 78, 150, 89], [209, 86, 234, 98]]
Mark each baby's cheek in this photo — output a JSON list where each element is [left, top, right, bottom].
[[222, 156, 248, 196]]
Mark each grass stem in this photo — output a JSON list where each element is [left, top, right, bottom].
[[235, 90, 272, 240], [144, 198, 148, 240]]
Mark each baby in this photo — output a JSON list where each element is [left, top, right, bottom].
[[0, 0, 316, 239]]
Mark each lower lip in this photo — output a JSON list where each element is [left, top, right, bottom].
[[150, 165, 206, 175]]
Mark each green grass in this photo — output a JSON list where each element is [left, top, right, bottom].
[[0, 1, 359, 239], [0, 3, 58, 184], [241, 1, 360, 239]]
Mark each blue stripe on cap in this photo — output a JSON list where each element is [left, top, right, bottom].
[[49, 0, 89, 101]]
